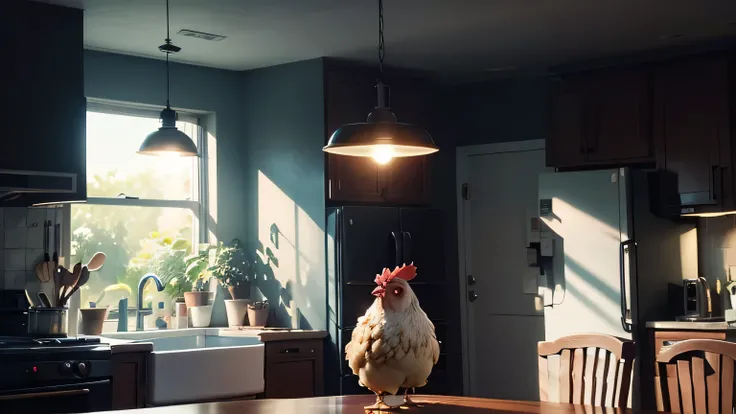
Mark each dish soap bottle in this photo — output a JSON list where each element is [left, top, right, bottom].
[[154, 301, 167, 330]]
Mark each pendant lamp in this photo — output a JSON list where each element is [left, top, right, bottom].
[[138, 0, 198, 157], [323, 0, 438, 165]]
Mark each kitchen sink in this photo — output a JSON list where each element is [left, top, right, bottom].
[[103, 329, 264, 406]]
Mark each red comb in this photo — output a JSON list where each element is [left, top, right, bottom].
[[372, 264, 417, 297]]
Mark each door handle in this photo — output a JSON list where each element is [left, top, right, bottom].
[[402, 231, 412, 265], [619, 240, 636, 333], [0, 388, 90, 401], [468, 290, 478, 302], [390, 231, 402, 266], [467, 275, 476, 286]]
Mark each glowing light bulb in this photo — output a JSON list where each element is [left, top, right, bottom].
[[372, 146, 394, 165]]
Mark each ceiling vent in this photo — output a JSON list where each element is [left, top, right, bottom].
[[177, 29, 227, 41]]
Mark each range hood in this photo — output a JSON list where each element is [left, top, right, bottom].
[[0, 170, 77, 194]]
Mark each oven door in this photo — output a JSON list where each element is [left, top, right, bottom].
[[0, 380, 111, 414]]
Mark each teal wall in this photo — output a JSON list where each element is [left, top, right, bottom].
[[241, 58, 327, 330]]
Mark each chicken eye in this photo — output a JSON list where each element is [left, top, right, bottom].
[[393, 287, 403, 296]]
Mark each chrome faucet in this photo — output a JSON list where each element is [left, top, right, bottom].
[[137, 273, 165, 331]]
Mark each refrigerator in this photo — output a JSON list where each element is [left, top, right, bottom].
[[538, 168, 698, 406], [325, 206, 450, 396]]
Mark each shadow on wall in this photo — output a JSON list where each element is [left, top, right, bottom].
[[253, 171, 326, 330]]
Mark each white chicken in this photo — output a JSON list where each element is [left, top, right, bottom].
[[345, 264, 440, 411]]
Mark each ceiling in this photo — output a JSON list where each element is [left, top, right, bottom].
[[38, 0, 736, 75]]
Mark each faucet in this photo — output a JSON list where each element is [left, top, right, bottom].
[[137, 273, 165, 331]]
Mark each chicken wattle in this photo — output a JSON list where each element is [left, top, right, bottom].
[[344, 264, 440, 410]]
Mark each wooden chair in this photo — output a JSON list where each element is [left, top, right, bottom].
[[656, 339, 736, 414], [538, 334, 636, 407]]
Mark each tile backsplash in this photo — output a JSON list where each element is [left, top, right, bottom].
[[0, 207, 64, 293]]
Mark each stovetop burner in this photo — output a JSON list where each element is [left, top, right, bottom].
[[0, 336, 101, 348]]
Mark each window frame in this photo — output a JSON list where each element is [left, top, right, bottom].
[[83, 101, 209, 244]]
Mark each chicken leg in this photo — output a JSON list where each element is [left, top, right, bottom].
[[402, 387, 419, 408], [364, 392, 394, 412]]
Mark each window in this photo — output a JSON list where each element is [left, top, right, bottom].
[[71, 104, 208, 315]]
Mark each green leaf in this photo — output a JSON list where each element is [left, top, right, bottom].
[[172, 239, 190, 251]]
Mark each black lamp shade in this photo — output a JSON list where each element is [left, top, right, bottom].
[[138, 107, 198, 156], [323, 121, 438, 158]]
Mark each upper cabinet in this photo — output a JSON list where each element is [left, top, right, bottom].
[[325, 65, 432, 205], [3, 2, 86, 205], [653, 58, 732, 212], [547, 69, 652, 168]]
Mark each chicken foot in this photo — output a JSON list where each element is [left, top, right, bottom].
[[364, 392, 394, 412], [402, 387, 419, 407]]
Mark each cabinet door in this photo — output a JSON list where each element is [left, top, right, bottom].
[[340, 207, 401, 286], [383, 157, 431, 204], [112, 352, 147, 409], [653, 59, 729, 206], [328, 156, 385, 202], [547, 78, 588, 167], [4, 2, 86, 204], [586, 71, 652, 163]]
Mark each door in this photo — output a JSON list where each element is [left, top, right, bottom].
[[653, 59, 729, 206], [461, 144, 549, 400], [538, 169, 631, 340]]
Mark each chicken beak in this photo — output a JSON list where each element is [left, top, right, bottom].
[[371, 286, 385, 297]]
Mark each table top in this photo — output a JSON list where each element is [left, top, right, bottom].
[[100, 395, 653, 413]]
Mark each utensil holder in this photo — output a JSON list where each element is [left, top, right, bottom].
[[28, 307, 68, 337]]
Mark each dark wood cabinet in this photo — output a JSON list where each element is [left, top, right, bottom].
[[547, 70, 652, 168], [653, 58, 731, 210], [264, 339, 324, 398], [325, 65, 432, 205], [111, 352, 148, 409], [3, 1, 86, 205]]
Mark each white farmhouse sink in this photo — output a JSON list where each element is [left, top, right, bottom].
[[104, 329, 264, 406]]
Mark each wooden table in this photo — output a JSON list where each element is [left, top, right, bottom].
[[96, 395, 659, 413]]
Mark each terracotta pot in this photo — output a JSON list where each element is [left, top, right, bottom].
[[79, 308, 109, 335], [248, 304, 269, 327], [184, 291, 209, 308], [228, 283, 251, 300]]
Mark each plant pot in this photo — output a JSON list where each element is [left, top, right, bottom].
[[184, 291, 209, 308], [190, 305, 213, 328], [224, 299, 250, 327], [247, 304, 269, 327], [227, 283, 251, 300], [79, 308, 109, 335]]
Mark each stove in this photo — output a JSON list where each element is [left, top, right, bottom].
[[0, 336, 112, 413]]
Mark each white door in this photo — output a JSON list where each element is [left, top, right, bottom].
[[460, 143, 551, 400]]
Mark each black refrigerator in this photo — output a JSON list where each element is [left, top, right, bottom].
[[326, 206, 450, 396]]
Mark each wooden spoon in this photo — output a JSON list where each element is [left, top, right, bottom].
[[63, 266, 90, 304], [53, 267, 63, 307], [58, 267, 78, 307], [86, 252, 106, 272]]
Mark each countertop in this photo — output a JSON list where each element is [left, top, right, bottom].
[[225, 327, 328, 342], [88, 395, 656, 414], [92, 336, 153, 355], [646, 321, 732, 330]]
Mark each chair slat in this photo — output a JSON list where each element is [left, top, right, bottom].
[[678, 360, 694, 414], [560, 349, 572, 403], [572, 348, 586, 404], [667, 364, 682, 414], [607, 354, 620, 407], [705, 352, 720, 414], [539, 355, 549, 402], [692, 357, 707, 414], [594, 350, 609, 406], [615, 358, 634, 408], [655, 374, 664, 412], [584, 348, 598, 404], [722, 356, 734, 414]]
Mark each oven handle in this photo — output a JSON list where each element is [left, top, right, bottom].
[[0, 388, 90, 401]]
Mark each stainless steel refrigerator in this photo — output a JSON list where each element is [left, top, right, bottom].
[[538, 168, 698, 406]]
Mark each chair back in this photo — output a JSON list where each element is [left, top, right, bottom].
[[538, 333, 636, 407], [656, 339, 736, 414]]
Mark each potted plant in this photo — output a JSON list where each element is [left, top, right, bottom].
[[183, 247, 213, 308], [209, 239, 255, 300], [247, 300, 269, 327]]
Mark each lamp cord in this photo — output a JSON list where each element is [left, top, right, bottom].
[[378, 0, 385, 77], [165, 0, 171, 107]]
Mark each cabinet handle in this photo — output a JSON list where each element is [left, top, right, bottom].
[[280, 348, 300, 354]]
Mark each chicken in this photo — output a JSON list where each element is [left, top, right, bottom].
[[345, 264, 440, 411]]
